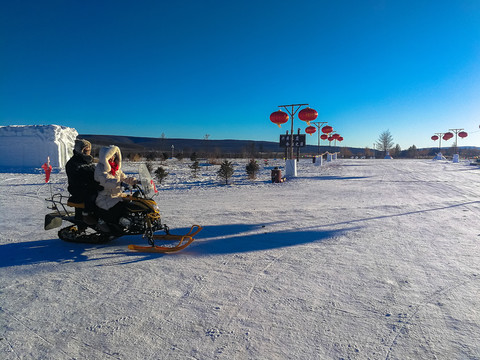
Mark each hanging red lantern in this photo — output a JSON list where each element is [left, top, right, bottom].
[[443, 132, 453, 141], [338, 137, 343, 142], [328, 136, 334, 142], [320, 134, 328, 140], [332, 133, 340, 140], [458, 131, 468, 138], [305, 126, 316, 135], [269, 110, 289, 128], [431, 135, 439, 141], [298, 107, 318, 125], [322, 125, 333, 134]]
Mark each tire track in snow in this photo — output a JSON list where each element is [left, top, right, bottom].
[[219, 251, 287, 330], [1, 307, 75, 359], [383, 274, 479, 360], [1, 335, 21, 360]]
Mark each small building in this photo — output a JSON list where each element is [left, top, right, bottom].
[[0, 125, 78, 168]]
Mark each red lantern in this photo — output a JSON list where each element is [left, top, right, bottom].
[[443, 132, 453, 141], [328, 136, 334, 142], [332, 133, 340, 140], [322, 125, 333, 134], [320, 134, 328, 140], [458, 131, 468, 138], [270, 110, 289, 128], [298, 107, 318, 125], [431, 135, 439, 141], [305, 126, 316, 135], [338, 137, 343, 142]]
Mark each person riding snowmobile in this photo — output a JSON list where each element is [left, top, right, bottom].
[[94, 145, 137, 226], [65, 139, 101, 220]]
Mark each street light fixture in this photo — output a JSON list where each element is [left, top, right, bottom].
[[270, 103, 318, 177]]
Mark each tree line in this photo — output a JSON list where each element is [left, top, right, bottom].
[[374, 130, 480, 159]]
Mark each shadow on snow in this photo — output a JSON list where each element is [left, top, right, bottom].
[[0, 236, 166, 268], [184, 223, 357, 255], [2, 199, 477, 267], [0, 223, 354, 267]]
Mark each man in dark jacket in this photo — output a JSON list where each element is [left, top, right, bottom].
[[65, 139, 101, 219]]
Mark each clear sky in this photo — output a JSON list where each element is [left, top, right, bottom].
[[1, 0, 480, 150]]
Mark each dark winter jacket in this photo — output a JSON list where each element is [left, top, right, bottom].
[[65, 151, 101, 204]]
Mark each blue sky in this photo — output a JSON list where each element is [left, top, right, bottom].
[[1, 0, 480, 149]]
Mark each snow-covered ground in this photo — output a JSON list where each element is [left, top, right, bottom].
[[1, 158, 480, 360]]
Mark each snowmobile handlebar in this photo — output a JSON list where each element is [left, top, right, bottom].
[[122, 181, 146, 198]]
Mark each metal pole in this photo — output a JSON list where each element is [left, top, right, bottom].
[[435, 133, 445, 150], [285, 131, 288, 159], [290, 105, 294, 160], [449, 128, 464, 154], [312, 121, 327, 155], [296, 128, 301, 161], [278, 103, 308, 159]]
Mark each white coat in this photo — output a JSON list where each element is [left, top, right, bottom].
[[94, 145, 136, 210]]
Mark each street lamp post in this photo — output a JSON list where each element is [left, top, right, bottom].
[[449, 128, 464, 155], [434, 133, 445, 150], [276, 104, 308, 160], [270, 103, 318, 178], [312, 121, 327, 155]]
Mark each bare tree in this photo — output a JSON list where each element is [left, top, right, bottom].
[[376, 130, 394, 156]]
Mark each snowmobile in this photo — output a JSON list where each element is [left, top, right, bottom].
[[44, 164, 202, 253]]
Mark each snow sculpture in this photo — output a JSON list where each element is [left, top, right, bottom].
[[0, 125, 78, 168], [433, 152, 446, 161], [384, 151, 393, 159]]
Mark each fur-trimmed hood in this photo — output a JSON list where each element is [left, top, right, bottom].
[[98, 145, 122, 173]]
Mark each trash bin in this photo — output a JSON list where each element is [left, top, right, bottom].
[[271, 167, 282, 183]]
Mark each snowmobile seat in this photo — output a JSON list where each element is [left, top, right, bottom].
[[67, 196, 85, 209], [67, 200, 85, 209], [66, 198, 86, 221]]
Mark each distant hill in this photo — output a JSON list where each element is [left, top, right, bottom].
[[80, 134, 480, 158], [80, 134, 354, 156]]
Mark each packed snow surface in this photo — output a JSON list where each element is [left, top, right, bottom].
[[0, 125, 77, 168], [1, 158, 480, 359]]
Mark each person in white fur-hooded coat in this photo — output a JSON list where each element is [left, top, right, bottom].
[[94, 145, 137, 220]]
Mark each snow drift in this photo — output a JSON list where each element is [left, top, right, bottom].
[[0, 125, 78, 169]]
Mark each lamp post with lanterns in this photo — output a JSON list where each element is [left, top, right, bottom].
[[311, 121, 327, 154], [431, 130, 468, 161], [270, 104, 318, 177], [270, 103, 318, 160], [449, 128, 468, 155]]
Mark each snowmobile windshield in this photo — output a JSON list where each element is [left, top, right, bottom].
[[138, 164, 158, 198]]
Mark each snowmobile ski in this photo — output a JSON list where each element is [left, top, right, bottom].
[[128, 225, 202, 253]]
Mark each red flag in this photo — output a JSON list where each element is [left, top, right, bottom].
[[41, 157, 52, 183], [150, 179, 158, 193]]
